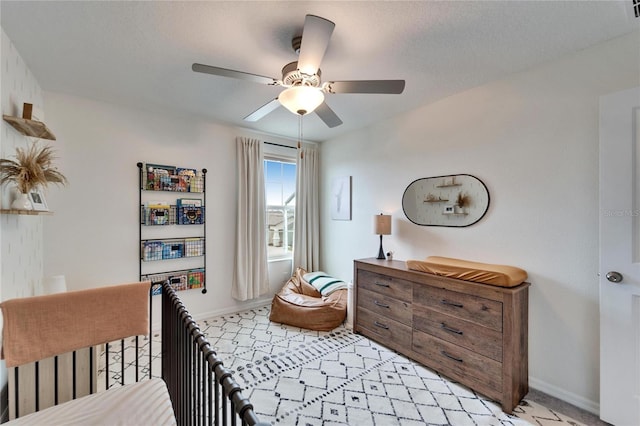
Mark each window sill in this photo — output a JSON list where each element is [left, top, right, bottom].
[[268, 257, 293, 263]]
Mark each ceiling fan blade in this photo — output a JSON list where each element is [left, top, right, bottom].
[[297, 15, 335, 75], [243, 98, 281, 122], [192, 63, 278, 86], [314, 102, 343, 128], [325, 80, 405, 94]]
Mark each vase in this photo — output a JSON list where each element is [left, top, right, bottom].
[[11, 192, 33, 210]]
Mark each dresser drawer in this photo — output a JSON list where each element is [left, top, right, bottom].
[[356, 307, 412, 350], [414, 284, 502, 332], [412, 330, 502, 397], [357, 270, 412, 302], [358, 288, 411, 326], [413, 305, 502, 362]]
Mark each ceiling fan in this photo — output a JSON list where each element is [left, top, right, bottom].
[[192, 14, 405, 128]]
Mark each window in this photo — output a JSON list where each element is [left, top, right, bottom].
[[265, 158, 296, 260]]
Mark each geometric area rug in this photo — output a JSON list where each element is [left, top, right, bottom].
[[99, 305, 585, 426], [197, 306, 585, 426]]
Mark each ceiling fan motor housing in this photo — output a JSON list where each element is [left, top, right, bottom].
[[282, 61, 321, 87]]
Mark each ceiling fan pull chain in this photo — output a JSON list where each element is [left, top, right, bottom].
[[298, 114, 304, 159]]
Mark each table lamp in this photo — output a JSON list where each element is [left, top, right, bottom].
[[374, 213, 392, 259]]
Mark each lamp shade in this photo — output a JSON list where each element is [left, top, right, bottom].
[[43, 275, 67, 294], [374, 214, 392, 235], [279, 86, 325, 115]]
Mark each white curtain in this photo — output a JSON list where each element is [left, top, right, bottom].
[[232, 137, 269, 301], [293, 146, 320, 271]]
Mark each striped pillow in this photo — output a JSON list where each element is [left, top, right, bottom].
[[303, 272, 348, 296]]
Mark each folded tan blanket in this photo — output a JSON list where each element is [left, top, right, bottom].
[[406, 256, 527, 287], [1, 281, 150, 368]]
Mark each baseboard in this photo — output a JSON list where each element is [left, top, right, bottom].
[[529, 376, 600, 415], [151, 298, 272, 331], [191, 298, 272, 323]]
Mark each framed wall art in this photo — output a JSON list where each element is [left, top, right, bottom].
[[28, 189, 48, 211], [331, 176, 351, 220]]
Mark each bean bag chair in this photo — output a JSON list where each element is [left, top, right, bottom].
[[269, 267, 347, 331]]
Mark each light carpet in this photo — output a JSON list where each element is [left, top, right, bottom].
[[100, 305, 584, 426]]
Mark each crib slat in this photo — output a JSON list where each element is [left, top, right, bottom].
[[135, 336, 139, 383], [72, 351, 76, 399], [105, 343, 110, 390], [196, 341, 201, 426], [149, 287, 153, 381], [120, 339, 125, 386], [14, 367, 20, 419], [54, 356, 59, 404], [89, 348, 94, 394]]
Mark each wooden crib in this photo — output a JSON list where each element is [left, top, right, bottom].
[[1, 281, 266, 425]]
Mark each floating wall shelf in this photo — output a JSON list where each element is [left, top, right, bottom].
[[0, 209, 53, 216], [3, 115, 56, 140]]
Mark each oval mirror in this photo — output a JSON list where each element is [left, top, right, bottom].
[[402, 174, 490, 227]]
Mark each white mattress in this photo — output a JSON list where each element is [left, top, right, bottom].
[[6, 378, 176, 425]]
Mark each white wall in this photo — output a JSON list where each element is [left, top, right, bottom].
[[319, 31, 640, 413], [0, 28, 47, 411], [0, 29, 46, 298], [42, 93, 299, 325]]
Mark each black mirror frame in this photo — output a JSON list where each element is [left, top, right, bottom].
[[401, 174, 490, 227]]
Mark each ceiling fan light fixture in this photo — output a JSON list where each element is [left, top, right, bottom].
[[279, 86, 324, 115]]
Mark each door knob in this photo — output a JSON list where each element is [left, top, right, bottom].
[[606, 271, 623, 283]]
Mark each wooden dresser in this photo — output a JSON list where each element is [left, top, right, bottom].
[[353, 258, 529, 413]]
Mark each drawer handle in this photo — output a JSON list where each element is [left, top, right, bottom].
[[374, 321, 389, 330], [441, 299, 464, 308], [374, 300, 390, 308], [374, 281, 390, 288], [441, 351, 464, 363], [441, 323, 463, 335]]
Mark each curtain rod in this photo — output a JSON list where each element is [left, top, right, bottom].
[[264, 141, 296, 150]]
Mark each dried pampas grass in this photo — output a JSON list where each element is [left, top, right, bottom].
[[0, 142, 67, 194]]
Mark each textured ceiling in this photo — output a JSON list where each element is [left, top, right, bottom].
[[1, 1, 638, 142]]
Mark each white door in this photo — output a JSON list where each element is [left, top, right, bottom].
[[599, 87, 640, 425]]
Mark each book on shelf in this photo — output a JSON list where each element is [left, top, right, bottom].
[[143, 163, 203, 192], [184, 238, 204, 257], [177, 198, 202, 208], [145, 201, 171, 225], [144, 163, 176, 191], [179, 206, 203, 225], [188, 269, 204, 289], [142, 241, 164, 261], [169, 274, 188, 291], [177, 168, 199, 192], [162, 242, 184, 259], [176, 168, 197, 180]]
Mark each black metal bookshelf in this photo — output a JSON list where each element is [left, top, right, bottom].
[[137, 162, 207, 294]]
